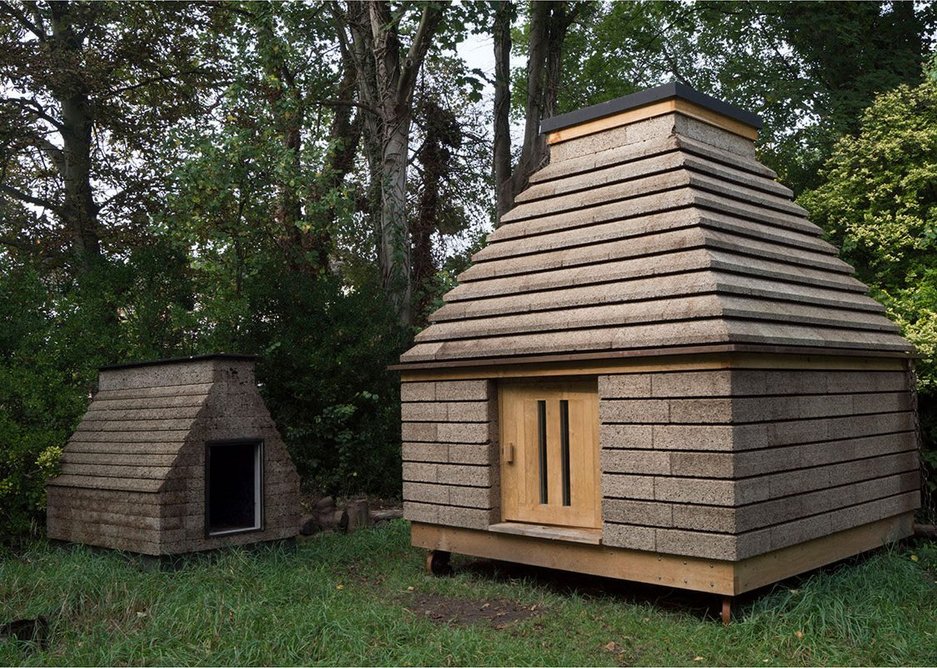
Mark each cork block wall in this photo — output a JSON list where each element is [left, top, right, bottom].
[[47, 355, 300, 555], [401, 379, 499, 530], [599, 365, 920, 561]]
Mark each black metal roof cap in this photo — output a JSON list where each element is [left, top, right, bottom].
[[100, 353, 258, 371], [539, 82, 763, 134]]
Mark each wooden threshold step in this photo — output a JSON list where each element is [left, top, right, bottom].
[[488, 522, 602, 545]]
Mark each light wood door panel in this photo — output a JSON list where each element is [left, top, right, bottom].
[[500, 380, 601, 529]]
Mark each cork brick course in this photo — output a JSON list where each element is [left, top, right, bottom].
[[400, 380, 499, 531]]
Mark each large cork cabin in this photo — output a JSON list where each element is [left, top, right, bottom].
[[395, 83, 920, 620]]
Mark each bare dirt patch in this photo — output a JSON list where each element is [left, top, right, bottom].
[[405, 592, 543, 629]]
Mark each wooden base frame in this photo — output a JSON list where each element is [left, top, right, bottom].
[[412, 513, 913, 596]]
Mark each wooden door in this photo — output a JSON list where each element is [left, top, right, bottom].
[[499, 379, 601, 529]]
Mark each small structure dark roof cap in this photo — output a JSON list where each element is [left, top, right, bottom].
[[100, 353, 258, 371], [539, 81, 763, 134]]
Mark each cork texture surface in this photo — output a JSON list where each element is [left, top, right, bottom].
[[401, 380, 499, 531], [598, 366, 920, 561], [47, 358, 300, 555], [400, 111, 912, 365]]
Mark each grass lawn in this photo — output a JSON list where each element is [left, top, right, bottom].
[[2, 520, 936, 666]]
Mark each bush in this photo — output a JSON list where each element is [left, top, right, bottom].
[[240, 264, 409, 498], [0, 260, 87, 541]]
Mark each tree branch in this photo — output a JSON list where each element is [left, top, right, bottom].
[[95, 185, 127, 214], [0, 1, 45, 39], [561, 2, 586, 31], [311, 97, 379, 115], [0, 233, 36, 252], [25, 133, 65, 172], [100, 67, 211, 100], [0, 96, 64, 130], [397, 3, 443, 103], [0, 183, 62, 213]]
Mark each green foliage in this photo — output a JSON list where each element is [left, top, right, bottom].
[[800, 81, 937, 497], [241, 266, 408, 498], [0, 0, 480, 537], [0, 260, 85, 541], [1, 524, 936, 665], [151, 4, 413, 495], [0, 243, 201, 540], [800, 82, 937, 386], [0, 1, 226, 259]]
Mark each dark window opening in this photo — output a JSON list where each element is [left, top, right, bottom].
[[538, 400, 548, 504], [560, 399, 571, 506], [206, 440, 262, 536]]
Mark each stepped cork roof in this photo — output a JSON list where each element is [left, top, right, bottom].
[[53, 355, 258, 494], [400, 83, 912, 367]]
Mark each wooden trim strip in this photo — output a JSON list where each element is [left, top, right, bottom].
[[397, 351, 908, 382], [411, 512, 913, 596], [411, 521, 736, 594], [391, 344, 912, 374], [546, 99, 759, 146], [540, 82, 763, 134], [733, 513, 914, 593], [488, 522, 602, 544], [675, 99, 760, 141]]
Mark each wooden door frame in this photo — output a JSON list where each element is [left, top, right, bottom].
[[498, 377, 601, 529]]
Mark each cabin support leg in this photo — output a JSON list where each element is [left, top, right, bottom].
[[721, 596, 732, 626], [425, 549, 452, 576]]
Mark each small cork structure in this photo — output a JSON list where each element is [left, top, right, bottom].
[[396, 83, 920, 602], [47, 355, 300, 555]]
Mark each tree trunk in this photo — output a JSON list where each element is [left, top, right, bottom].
[[492, 0, 513, 221], [412, 100, 459, 324], [50, 1, 100, 273], [368, 0, 412, 325], [544, 3, 574, 119], [257, 15, 306, 268], [508, 2, 581, 207], [379, 118, 413, 325], [510, 0, 550, 202], [343, 0, 443, 326], [341, 1, 383, 249], [306, 40, 361, 271]]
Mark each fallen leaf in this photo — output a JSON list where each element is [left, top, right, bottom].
[[336, 584, 344, 590], [693, 656, 704, 662], [911, 554, 920, 562], [603, 642, 622, 654], [406, 586, 414, 591]]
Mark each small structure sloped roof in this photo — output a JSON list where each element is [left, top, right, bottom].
[[400, 85, 911, 366], [55, 382, 211, 493], [51, 354, 257, 494]]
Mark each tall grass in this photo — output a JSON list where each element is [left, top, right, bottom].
[[1, 521, 935, 666]]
